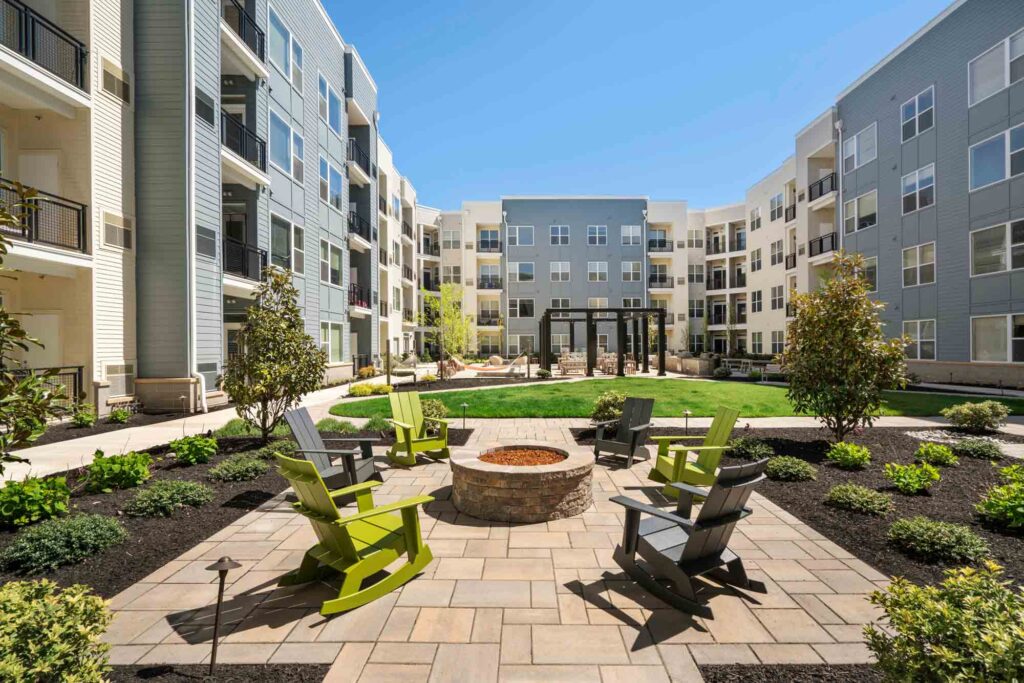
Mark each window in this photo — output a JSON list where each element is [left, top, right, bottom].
[[770, 285, 784, 310], [320, 240, 342, 286], [903, 319, 936, 360], [623, 297, 642, 308], [268, 7, 291, 77], [902, 164, 935, 214], [972, 316, 1009, 362], [318, 75, 342, 136], [751, 332, 763, 354], [689, 299, 704, 318], [319, 157, 343, 211], [442, 230, 460, 250], [290, 131, 304, 182], [551, 334, 570, 355], [587, 297, 608, 310], [292, 225, 304, 274], [690, 335, 704, 355], [687, 229, 704, 248], [320, 322, 343, 364], [751, 290, 762, 313], [270, 214, 292, 269], [621, 225, 641, 246], [479, 335, 501, 355], [291, 39, 303, 93], [750, 248, 762, 272], [749, 207, 762, 231], [509, 334, 535, 355], [102, 212, 133, 250], [769, 193, 784, 221], [970, 124, 1024, 191], [270, 111, 291, 171], [843, 122, 877, 173], [968, 28, 1024, 106], [863, 256, 877, 292], [971, 220, 1024, 276], [688, 263, 704, 284], [770, 240, 783, 266], [551, 298, 571, 319], [771, 331, 785, 354], [843, 190, 878, 233], [550, 261, 570, 282], [508, 298, 534, 318], [507, 225, 534, 246], [442, 265, 461, 283], [508, 262, 534, 283], [550, 225, 569, 245], [902, 242, 935, 287], [101, 58, 131, 104], [901, 86, 934, 142], [588, 261, 608, 282], [195, 87, 215, 126], [587, 225, 607, 245], [622, 261, 641, 282]]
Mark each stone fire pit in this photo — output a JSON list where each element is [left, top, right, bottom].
[[450, 442, 594, 523]]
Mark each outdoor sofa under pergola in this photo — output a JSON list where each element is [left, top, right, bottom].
[[537, 306, 667, 377]]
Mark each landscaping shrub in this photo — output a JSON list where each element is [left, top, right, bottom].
[[747, 369, 762, 382], [712, 366, 732, 379], [124, 480, 213, 517], [765, 372, 786, 382], [590, 391, 626, 423], [85, 450, 151, 493], [107, 408, 130, 425], [825, 483, 893, 516], [0, 477, 70, 527], [170, 435, 217, 466], [365, 414, 393, 433], [357, 366, 378, 379], [253, 439, 297, 461], [71, 404, 96, 428], [421, 398, 448, 421], [885, 462, 940, 495], [0, 579, 112, 681], [315, 418, 359, 434], [212, 418, 289, 438], [976, 464, 1024, 530], [0, 514, 127, 573], [348, 384, 374, 397], [952, 437, 1004, 461], [865, 562, 1024, 683], [915, 442, 958, 467], [370, 384, 393, 395], [536, 368, 551, 378], [765, 456, 817, 482], [887, 516, 989, 563], [421, 374, 438, 382], [209, 454, 268, 482], [824, 442, 871, 470], [1001, 463, 1024, 484], [727, 437, 774, 461], [940, 400, 1010, 433]]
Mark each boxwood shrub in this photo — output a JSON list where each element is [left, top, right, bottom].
[[824, 442, 871, 470], [727, 437, 774, 461], [765, 456, 816, 482], [940, 400, 1010, 433], [209, 454, 268, 482], [825, 484, 893, 516], [590, 391, 625, 423], [0, 514, 128, 574], [124, 481, 214, 518], [887, 516, 989, 563], [0, 477, 70, 527]]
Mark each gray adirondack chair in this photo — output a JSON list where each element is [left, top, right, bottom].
[[611, 458, 769, 617], [284, 408, 382, 504], [593, 397, 655, 468]]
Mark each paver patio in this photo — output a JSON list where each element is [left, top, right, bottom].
[[104, 421, 888, 682]]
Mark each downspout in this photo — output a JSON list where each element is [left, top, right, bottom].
[[186, 0, 206, 413], [834, 112, 844, 252], [641, 208, 649, 308]]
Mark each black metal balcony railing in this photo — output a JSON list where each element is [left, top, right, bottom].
[[347, 138, 370, 175], [477, 313, 501, 327], [379, 300, 388, 317], [402, 222, 413, 240], [477, 240, 502, 253], [348, 283, 370, 309], [0, 179, 87, 252], [423, 277, 440, 292], [729, 237, 746, 252], [710, 312, 728, 326], [478, 276, 503, 290], [378, 249, 388, 266], [648, 239, 673, 252], [223, 237, 267, 281], [1, 0, 88, 90], [786, 302, 797, 317], [648, 274, 672, 289], [378, 195, 387, 215], [422, 242, 440, 257], [221, 110, 266, 171], [808, 232, 837, 258], [732, 272, 746, 288], [707, 276, 728, 291], [403, 308, 414, 323], [784, 204, 796, 223], [785, 253, 797, 270], [222, 0, 265, 61], [8, 365, 83, 407], [402, 265, 414, 281], [348, 211, 371, 242], [706, 241, 727, 256], [808, 172, 837, 202], [736, 311, 748, 324], [352, 354, 371, 372]]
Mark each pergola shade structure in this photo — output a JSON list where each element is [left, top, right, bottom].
[[538, 307, 667, 377]]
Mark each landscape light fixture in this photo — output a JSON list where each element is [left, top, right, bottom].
[[205, 556, 242, 678], [461, 402, 469, 430], [683, 409, 692, 435]]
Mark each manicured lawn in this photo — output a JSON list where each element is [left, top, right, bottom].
[[329, 377, 1024, 419]]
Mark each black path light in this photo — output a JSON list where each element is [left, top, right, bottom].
[[206, 556, 242, 678], [460, 402, 469, 430]]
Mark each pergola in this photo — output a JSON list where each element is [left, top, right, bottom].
[[538, 307, 667, 377]]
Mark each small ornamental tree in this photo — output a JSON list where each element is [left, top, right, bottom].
[[782, 252, 908, 442], [222, 269, 327, 441], [421, 283, 473, 379], [0, 183, 66, 476]]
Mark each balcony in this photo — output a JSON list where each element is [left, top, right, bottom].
[[348, 211, 372, 249], [9, 365, 82, 408], [402, 265, 414, 282], [477, 313, 501, 327], [706, 240, 727, 256], [786, 302, 797, 318], [403, 308, 414, 323], [402, 221, 413, 241], [731, 272, 746, 288], [0, 179, 87, 253], [422, 276, 440, 292], [220, 0, 266, 81], [648, 274, 672, 289], [808, 232, 837, 259], [348, 283, 370, 310], [378, 195, 387, 216], [421, 242, 440, 257], [477, 239, 502, 253], [223, 237, 267, 282], [784, 204, 796, 223], [709, 312, 728, 326], [221, 110, 268, 188], [347, 138, 372, 186], [478, 276, 502, 290], [785, 253, 796, 270], [808, 172, 837, 203], [706, 275, 728, 292], [736, 310, 748, 325], [729, 237, 746, 252], [379, 299, 389, 317], [1, 0, 87, 92], [378, 249, 388, 267], [648, 239, 673, 253]]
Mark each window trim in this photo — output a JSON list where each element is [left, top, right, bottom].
[[900, 85, 934, 143], [969, 220, 1024, 278], [320, 321, 344, 365], [621, 260, 641, 282], [843, 122, 878, 173], [269, 211, 294, 271], [901, 241, 936, 289], [586, 225, 608, 246], [507, 225, 534, 247], [969, 123, 1024, 192], [751, 290, 762, 313], [508, 298, 535, 319], [863, 256, 878, 292], [269, 110, 293, 175], [903, 319, 936, 361], [621, 225, 641, 246], [317, 72, 343, 137], [844, 189, 879, 234], [319, 238, 343, 287], [587, 261, 608, 282], [508, 261, 535, 283], [901, 163, 936, 215], [967, 27, 1024, 108], [319, 156, 344, 213], [968, 314, 1024, 364], [550, 261, 570, 282], [549, 225, 570, 246], [267, 5, 300, 88]]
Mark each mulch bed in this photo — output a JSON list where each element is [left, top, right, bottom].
[[479, 448, 567, 466], [392, 375, 568, 393], [110, 664, 329, 682], [0, 436, 288, 598], [700, 664, 882, 682], [573, 425, 1024, 585], [320, 428, 473, 447]]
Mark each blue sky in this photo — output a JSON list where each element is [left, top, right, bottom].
[[324, 0, 952, 210]]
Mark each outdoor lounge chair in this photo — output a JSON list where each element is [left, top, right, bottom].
[[612, 458, 769, 617], [386, 391, 451, 466], [274, 453, 434, 616], [593, 397, 655, 468], [647, 406, 739, 498], [285, 407, 382, 504]]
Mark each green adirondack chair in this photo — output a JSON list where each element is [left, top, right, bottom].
[[647, 406, 740, 498], [386, 392, 451, 466], [274, 453, 434, 616]]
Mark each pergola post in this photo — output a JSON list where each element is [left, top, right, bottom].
[[539, 312, 550, 370], [616, 312, 626, 377], [586, 311, 595, 376], [657, 310, 667, 376], [632, 316, 640, 360], [642, 315, 650, 374], [569, 320, 575, 353]]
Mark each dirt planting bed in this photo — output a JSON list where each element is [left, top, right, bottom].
[[320, 428, 473, 447], [109, 664, 330, 682], [700, 664, 883, 682]]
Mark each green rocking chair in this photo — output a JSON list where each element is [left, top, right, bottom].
[[386, 392, 451, 467], [274, 453, 434, 616], [647, 406, 740, 498]]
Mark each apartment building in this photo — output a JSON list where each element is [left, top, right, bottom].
[[376, 139, 418, 357]]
